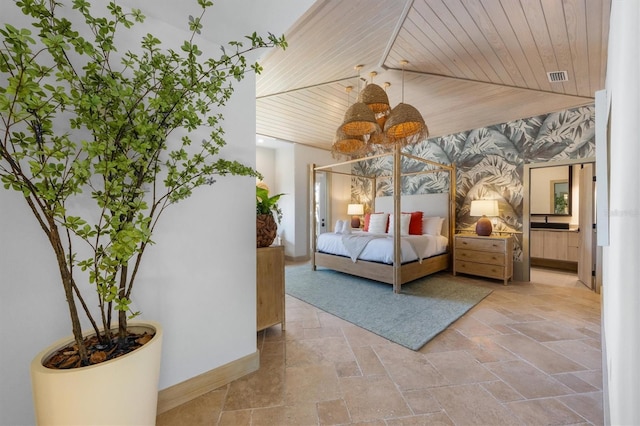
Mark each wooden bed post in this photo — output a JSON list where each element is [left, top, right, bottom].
[[450, 164, 457, 269], [393, 144, 401, 293], [310, 163, 317, 271]]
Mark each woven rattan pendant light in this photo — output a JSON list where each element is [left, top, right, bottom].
[[332, 86, 372, 158], [368, 81, 396, 150], [384, 61, 428, 145], [339, 65, 380, 137], [358, 82, 389, 112], [340, 102, 379, 136], [358, 71, 391, 130], [331, 129, 369, 158]]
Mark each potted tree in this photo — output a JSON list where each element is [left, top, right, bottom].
[[0, 0, 286, 423]]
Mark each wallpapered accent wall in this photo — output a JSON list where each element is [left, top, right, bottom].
[[351, 104, 596, 261]]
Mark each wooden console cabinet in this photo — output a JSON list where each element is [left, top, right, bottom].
[[530, 229, 579, 262], [453, 235, 513, 285], [256, 245, 285, 331], [530, 229, 579, 271]]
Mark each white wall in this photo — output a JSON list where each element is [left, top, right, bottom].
[[256, 146, 277, 188], [292, 145, 350, 259], [275, 143, 296, 257], [0, 73, 258, 426], [0, 0, 315, 423], [257, 143, 349, 259], [601, 1, 640, 424], [329, 170, 354, 228]]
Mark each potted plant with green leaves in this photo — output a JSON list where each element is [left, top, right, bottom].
[[0, 0, 286, 423], [256, 182, 284, 247]]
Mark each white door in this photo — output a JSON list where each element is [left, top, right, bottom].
[[578, 164, 595, 289], [315, 172, 329, 235]]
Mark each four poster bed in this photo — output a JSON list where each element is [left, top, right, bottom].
[[310, 148, 456, 293]]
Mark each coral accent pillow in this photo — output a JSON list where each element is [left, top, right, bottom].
[[407, 211, 423, 235], [368, 213, 389, 234], [363, 213, 372, 231]]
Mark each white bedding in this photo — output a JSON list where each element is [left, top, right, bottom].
[[316, 231, 448, 264]]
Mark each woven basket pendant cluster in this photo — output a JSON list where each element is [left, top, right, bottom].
[[332, 64, 428, 159]]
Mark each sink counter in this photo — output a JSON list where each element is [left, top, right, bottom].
[[530, 226, 579, 232], [530, 222, 579, 231]]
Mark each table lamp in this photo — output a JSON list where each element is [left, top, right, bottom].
[[470, 199, 499, 236], [347, 203, 364, 229]]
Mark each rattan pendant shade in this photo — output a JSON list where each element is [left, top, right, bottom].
[[358, 82, 391, 132], [357, 83, 390, 113], [385, 102, 429, 143], [339, 102, 380, 136], [332, 128, 370, 158]]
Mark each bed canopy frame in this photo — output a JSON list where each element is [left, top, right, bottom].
[[309, 145, 456, 293]]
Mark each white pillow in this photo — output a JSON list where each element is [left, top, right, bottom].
[[388, 213, 411, 236], [342, 222, 352, 234], [334, 219, 345, 234], [367, 213, 389, 234], [422, 216, 445, 236]]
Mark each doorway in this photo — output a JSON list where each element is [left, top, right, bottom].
[[523, 159, 597, 291], [530, 267, 589, 289]]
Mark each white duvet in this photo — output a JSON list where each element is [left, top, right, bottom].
[[316, 231, 448, 264]]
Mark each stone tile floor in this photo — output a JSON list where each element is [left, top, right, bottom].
[[157, 266, 603, 425]]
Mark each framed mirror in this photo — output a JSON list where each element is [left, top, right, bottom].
[[530, 165, 572, 216]]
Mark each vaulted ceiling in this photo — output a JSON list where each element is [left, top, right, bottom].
[[256, 0, 611, 151]]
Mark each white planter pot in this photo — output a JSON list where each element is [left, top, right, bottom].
[[30, 321, 163, 426]]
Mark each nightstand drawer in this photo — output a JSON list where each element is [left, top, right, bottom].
[[455, 237, 506, 252], [455, 248, 506, 266], [456, 260, 506, 280]]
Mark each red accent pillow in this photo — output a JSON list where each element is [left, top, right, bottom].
[[407, 211, 423, 235], [363, 213, 371, 231]]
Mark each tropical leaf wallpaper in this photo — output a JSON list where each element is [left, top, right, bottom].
[[351, 105, 596, 262]]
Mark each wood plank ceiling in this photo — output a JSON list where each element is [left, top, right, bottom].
[[256, 0, 610, 151]]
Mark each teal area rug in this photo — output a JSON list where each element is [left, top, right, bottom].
[[285, 265, 493, 350]]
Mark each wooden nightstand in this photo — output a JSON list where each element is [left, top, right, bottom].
[[453, 235, 513, 285], [256, 245, 285, 331]]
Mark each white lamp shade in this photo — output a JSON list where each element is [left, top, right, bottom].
[[470, 199, 499, 217], [347, 203, 364, 215]]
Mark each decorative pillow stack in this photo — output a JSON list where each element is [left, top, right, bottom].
[[362, 211, 427, 235]]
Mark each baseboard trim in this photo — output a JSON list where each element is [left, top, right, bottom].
[[156, 350, 260, 414], [285, 254, 309, 262]]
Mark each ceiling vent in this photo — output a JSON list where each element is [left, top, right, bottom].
[[547, 71, 569, 82]]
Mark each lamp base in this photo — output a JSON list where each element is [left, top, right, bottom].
[[475, 216, 493, 236], [351, 216, 361, 229]]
